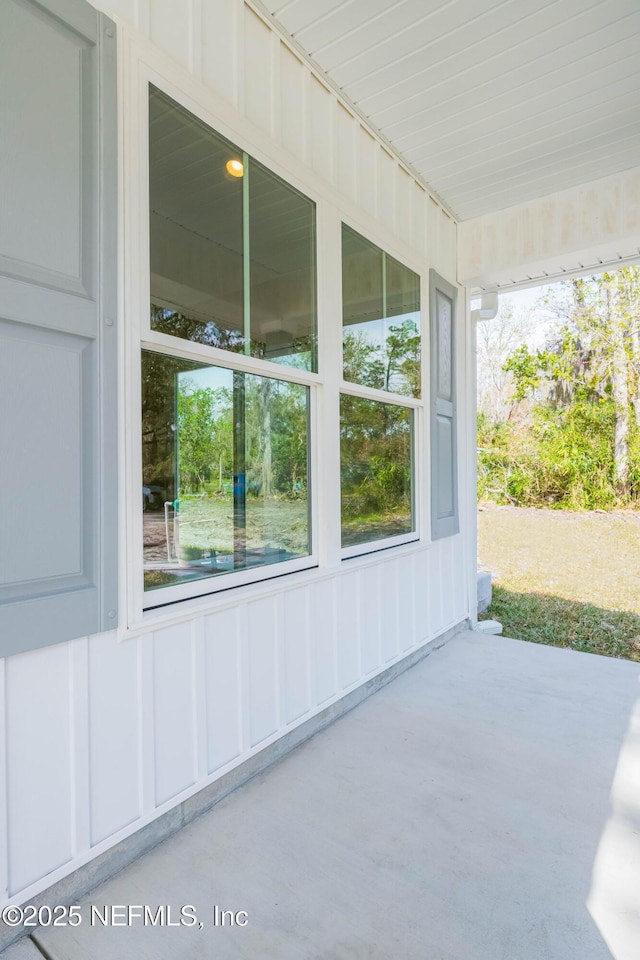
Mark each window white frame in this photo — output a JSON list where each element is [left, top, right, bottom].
[[338, 218, 425, 561]]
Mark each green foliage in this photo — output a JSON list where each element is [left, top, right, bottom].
[[340, 394, 412, 531], [480, 267, 640, 510], [343, 318, 421, 398], [531, 399, 619, 509], [503, 344, 542, 400], [177, 382, 224, 493], [478, 405, 640, 509]]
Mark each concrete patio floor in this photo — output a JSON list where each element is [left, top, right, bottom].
[[8, 631, 640, 960]]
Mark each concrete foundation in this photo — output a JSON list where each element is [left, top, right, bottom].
[[477, 570, 492, 613]]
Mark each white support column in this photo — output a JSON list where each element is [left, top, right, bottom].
[[466, 299, 479, 626]]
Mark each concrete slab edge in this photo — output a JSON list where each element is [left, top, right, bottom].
[[1, 618, 469, 955]]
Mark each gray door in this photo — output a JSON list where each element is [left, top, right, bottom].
[[0, 0, 117, 655]]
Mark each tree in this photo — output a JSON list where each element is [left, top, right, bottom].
[[343, 317, 421, 398], [497, 267, 640, 507], [177, 382, 218, 493], [476, 297, 537, 421], [541, 270, 640, 495]]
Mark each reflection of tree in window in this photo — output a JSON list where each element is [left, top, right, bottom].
[[340, 395, 413, 547], [343, 318, 420, 396], [342, 224, 420, 398]]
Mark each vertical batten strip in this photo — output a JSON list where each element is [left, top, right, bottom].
[[235, 0, 245, 115], [301, 65, 311, 166], [136, 0, 150, 36], [374, 566, 383, 670], [70, 638, 90, 858], [304, 588, 313, 718], [273, 597, 283, 731], [329, 579, 339, 699], [233, 609, 244, 766], [275, 594, 286, 728], [355, 571, 363, 680], [189, 0, 203, 78], [138, 634, 155, 814], [270, 28, 281, 140], [238, 604, 251, 754], [192, 618, 208, 781]]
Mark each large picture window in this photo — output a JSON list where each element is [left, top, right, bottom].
[[142, 86, 317, 607]]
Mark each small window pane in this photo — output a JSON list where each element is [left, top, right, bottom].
[[149, 86, 317, 371], [149, 86, 244, 350], [249, 160, 317, 370], [340, 395, 414, 548], [342, 225, 420, 398], [142, 351, 310, 594]]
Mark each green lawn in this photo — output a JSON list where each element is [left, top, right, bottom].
[[478, 504, 640, 662]]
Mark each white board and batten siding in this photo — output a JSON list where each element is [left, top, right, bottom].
[[4, 543, 467, 901], [0, 0, 467, 907]]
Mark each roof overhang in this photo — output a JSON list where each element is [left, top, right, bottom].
[[262, 0, 640, 224]]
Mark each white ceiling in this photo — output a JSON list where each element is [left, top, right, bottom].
[[265, 0, 640, 221]]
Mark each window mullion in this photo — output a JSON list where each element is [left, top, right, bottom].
[[242, 151, 251, 356]]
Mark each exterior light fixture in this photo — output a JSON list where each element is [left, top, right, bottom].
[[226, 159, 244, 177]]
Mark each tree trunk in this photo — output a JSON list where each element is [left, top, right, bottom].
[[632, 320, 640, 429], [258, 379, 272, 498], [609, 285, 630, 496]]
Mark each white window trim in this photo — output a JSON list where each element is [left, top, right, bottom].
[[342, 531, 419, 561]]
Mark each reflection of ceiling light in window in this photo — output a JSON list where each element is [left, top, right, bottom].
[[226, 159, 244, 177]]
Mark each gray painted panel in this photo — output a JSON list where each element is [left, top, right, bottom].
[[436, 417, 454, 519], [436, 291, 452, 401], [430, 270, 458, 540], [0, 0, 118, 655], [0, 587, 98, 659], [0, 323, 85, 586], [0, 277, 96, 337], [0, 1, 87, 287]]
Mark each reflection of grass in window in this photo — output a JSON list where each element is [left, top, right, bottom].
[[341, 500, 412, 547], [177, 497, 309, 556], [341, 461, 412, 546], [144, 570, 183, 589]]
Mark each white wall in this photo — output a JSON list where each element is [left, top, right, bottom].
[[0, 0, 468, 906]]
